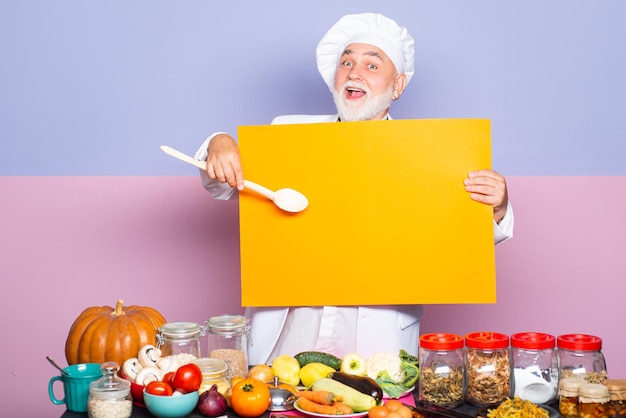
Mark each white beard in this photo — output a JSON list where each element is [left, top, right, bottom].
[[333, 81, 394, 122]]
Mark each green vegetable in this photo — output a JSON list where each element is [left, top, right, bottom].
[[294, 351, 341, 370]]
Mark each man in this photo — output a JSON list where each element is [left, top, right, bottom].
[[195, 13, 514, 365]]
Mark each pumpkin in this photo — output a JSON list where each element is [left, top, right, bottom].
[[65, 299, 167, 367]]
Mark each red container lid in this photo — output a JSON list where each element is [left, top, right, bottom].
[[557, 334, 602, 351], [465, 332, 509, 349], [420, 333, 464, 350], [511, 332, 555, 350]]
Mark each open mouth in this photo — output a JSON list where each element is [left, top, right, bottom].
[[346, 86, 367, 99]]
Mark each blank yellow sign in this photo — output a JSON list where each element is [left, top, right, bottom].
[[238, 119, 495, 307]]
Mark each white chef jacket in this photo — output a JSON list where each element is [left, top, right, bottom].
[[195, 114, 514, 365]]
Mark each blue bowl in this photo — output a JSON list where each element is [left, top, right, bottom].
[[143, 389, 199, 418]]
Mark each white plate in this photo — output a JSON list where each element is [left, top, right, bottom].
[[293, 400, 368, 418], [382, 386, 415, 399]]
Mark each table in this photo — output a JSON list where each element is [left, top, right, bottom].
[[60, 398, 562, 418]]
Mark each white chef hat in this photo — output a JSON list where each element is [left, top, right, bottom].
[[316, 13, 415, 91]]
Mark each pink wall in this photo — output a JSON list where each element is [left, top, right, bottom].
[[1, 175, 625, 415]]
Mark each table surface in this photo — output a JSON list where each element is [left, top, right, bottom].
[[59, 394, 561, 418]]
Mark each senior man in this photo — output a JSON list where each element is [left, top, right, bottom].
[[195, 13, 514, 365]]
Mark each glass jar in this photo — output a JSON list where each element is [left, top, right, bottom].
[[606, 379, 626, 418], [87, 362, 132, 418], [156, 321, 205, 365], [510, 332, 558, 404], [579, 383, 610, 418], [558, 334, 608, 384], [418, 333, 465, 408], [464, 331, 510, 407], [206, 314, 250, 379], [559, 377, 584, 418], [192, 357, 231, 395]]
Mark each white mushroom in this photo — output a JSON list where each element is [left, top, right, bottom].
[[122, 358, 143, 382], [135, 367, 161, 386], [157, 355, 179, 375], [138, 344, 162, 368]]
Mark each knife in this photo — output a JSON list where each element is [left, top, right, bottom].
[[409, 401, 477, 418]]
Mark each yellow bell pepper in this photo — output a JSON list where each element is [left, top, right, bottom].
[[299, 362, 336, 388], [271, 354, 301, 386]]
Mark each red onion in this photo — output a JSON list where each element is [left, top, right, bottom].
[[197, 384, 228, 417]]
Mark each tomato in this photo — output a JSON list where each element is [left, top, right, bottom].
[[162, 371, 176, 387], [146, 381, 173, 396], [230, 377, 271, 418], [172, 363, 202, 394]]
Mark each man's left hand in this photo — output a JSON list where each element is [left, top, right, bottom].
[[464, 169, 509, 224]]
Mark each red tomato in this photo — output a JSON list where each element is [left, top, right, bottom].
[[146, 381, 173, 396], [172, 363, 202, 393], [162, 371, 176, 387]]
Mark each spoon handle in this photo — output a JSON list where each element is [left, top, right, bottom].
[[160, 145, 275, 200]]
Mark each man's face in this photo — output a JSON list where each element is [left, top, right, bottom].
[[332, 43, 406, 122]]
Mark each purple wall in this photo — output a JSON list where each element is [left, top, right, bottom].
[[1, 1, 626, 415]]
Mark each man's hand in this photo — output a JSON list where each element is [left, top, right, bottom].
[[206, 134, 244, 190], [464, 169, 509, 224]]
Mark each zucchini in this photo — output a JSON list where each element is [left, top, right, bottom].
[[294, 351, 341, 370], [311, 378, 377, 412], [328, 371, 383, 404]]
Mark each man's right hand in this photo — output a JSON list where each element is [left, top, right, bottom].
[[206, 133, 244, 190]]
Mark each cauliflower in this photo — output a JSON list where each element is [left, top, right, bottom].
[[365, 352, 403, 382]]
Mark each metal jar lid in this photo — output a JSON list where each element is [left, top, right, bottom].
[[207, 315, 249, 336]]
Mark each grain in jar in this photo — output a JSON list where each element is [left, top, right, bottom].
[[559, 377, 584, 418], [558, 334, 608, 384], [464, 331, 510, 407], [206, 314, 250, 379], [510, 332, 558, 405], [606, 379, 626, 418], [87, 362, 132, 418], [156, 321, 205, 365], [579, 383, 610, 418], [418, 333, 465, 408]]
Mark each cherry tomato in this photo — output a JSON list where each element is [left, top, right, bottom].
[[146, 381, 173, 396], [230, 377, 271, 417], [162, 371, 176, 387], [172, 363, 202, 394]]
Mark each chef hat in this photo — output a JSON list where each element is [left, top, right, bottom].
[[316, 12, 415, 91]]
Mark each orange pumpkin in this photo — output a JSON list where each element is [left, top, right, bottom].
[[65, 299, 167, 367]]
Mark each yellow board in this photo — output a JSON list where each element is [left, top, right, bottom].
[[238, 119, 495, 307]]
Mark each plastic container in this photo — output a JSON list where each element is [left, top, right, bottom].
[[192, 357, 231, 395], [606, 379, 626, 418], [418, 333, 465, 408], [557, 334, 608, 384], [510, 332, 558, 404], [559, 377, 584, 418], [579, 383, 610, 418], [464, 331, 510, 407], [156, 321, 205, 365], [87, 362, 132, 418], [206, 314, 250, 378]]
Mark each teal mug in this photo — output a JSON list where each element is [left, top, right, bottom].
[[48, 363, 102, 413]]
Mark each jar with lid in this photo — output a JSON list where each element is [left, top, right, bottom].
[[192, 357, 231, 395], [464, 331, 510, 407], [558, 334, 608, 384], [156, 321, 205, 365], [510, 332, 558, 405], [606, 379, 626, 418], [418, 333, 465, 408], [559, 377, 584, 418], [206, 314, 250, 379], [579, 383, 610, 418], [87, 362, 132, 418]]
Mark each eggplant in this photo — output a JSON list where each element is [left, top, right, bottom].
[[328, 371, 383, 404]]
